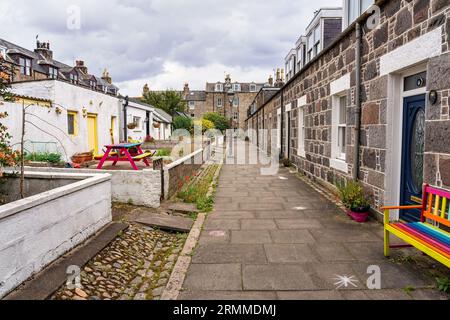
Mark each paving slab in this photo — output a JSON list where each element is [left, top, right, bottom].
[[193, 244, 267, 264], [183, 264, 242, 291], [243, 265, 317, 291], [269, 230, 316, 244], [179, 290, 278, 300], [240, 219, 277, 230], [231, 230, 273, 244], [204, 219, 240, 230], [277, 290, 344, 300], [275, 218, 323, 229], [309, 243, 356, 262], [135, 214, 193, 233], [264, 244, 318, 263], [168, 203, 200, 214]]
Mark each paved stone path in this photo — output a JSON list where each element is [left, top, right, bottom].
[[180, 141, 449, 300]]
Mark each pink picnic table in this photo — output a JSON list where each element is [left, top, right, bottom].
[[96, 143, 151, 171]]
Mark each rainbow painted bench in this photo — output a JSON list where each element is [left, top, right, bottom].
[[383, 184, 450, 268]]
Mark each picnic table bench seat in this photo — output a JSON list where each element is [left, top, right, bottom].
[[132, 152, 155, 161], [383, 184, 450, 268]]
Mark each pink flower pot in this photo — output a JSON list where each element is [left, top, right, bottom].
[[347, 210, 369, 223]]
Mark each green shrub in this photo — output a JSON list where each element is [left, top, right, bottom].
[[436, 277, 450, 293], [336, 180, 370, 210], [173, 116, 192, 131], [203, 112, 230, 132], [155, 148, 171, 157], [25, 152, 62, 164], [192, 119, 215, 134]]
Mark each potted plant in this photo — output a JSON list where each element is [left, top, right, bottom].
[[153, 122, 161, 128], [127, 122, 137, 130], [337, 180, 371, 223]]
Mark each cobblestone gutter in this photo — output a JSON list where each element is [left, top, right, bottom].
[[51, 224, 186, 300]]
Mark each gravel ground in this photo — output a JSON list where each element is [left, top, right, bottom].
[[51, 223, 187, 300]]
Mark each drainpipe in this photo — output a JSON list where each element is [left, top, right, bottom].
[[123, 95, 129, 142], [353, 22, 362, 181]]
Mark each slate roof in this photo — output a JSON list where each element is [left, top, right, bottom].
[[127, 97, 172, 123], [0, 38, 118, 95], [184, 91, 206, 101]]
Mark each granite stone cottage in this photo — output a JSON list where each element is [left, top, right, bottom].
[[246, 0, 450, 221]]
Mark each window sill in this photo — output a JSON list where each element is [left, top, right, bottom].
[[330, 158, 348, 173], [297, 150, 306, 158]]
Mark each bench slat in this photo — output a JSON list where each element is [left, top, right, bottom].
[[441, 197, 447, 219], [392, 224, 450, 257], [410, 223, 450, 246], [132, 152, 153, 160]]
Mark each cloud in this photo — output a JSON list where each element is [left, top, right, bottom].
[[0, 0, 341, 95]]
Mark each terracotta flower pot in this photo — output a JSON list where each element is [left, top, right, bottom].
[[71, 153, 93, 164]]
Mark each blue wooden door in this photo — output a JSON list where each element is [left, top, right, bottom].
[[400, 94, 426, 222]]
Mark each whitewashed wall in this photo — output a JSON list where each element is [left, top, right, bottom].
[[125, 106, 148, 142], [0, 172, 112, 298], [22, 166, 162, 208], [9, 80, 121, 160]]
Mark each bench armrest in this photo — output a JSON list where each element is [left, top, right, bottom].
[[381, 205, 422, 210]]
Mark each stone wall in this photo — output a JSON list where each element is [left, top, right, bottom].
[[164, 141, 213, 199], [246, 0, 450, 215], [0, 172, 112, 298]]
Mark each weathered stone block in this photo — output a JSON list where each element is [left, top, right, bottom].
[[368, 170, 385, 189], [413, 0, 430, 24], [427, 14, 446, 32], [364, 61, 378, 81], [424, 153, 438, 185], [384, 0, 401, 17], [432, 0, 449, 13], [395, 8, 412, 36], [373, 23, 388, 48], [425, 120, 450, 153], [439, 156, 450, 187], [369, 76, 388, 100], [363, 148, 377, 170], [362, 102, 380, 125], [367, 125, 386, 149]]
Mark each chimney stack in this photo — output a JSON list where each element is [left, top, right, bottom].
[[102, 68, 112, 84], [268, 75, 274, 87], [143, 83, 150, 96], [35, 40, 53, 61], [74, 60, 88, 74], [183, 82, 190, 98]]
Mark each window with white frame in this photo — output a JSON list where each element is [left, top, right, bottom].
[[346, 0, 374, 27], [250, 84, 257, 92], [233, 83, 241, 92], [48, 67, 58, 79], [307, 33, 314, 62], [217, 97, 223, 107], [337, 96, 347, 160], [70, 73, 78, 84], [19, 57, 32, 76], [233, 111, 239, 121], [313, 24, 321, 56], [215, 83, 223, 92], [233, 97, 239, 107], [297, 106, 305, 157], [189, 101, 195, 110]]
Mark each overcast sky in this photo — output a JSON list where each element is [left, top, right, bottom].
[[0, 0, 341, 96]]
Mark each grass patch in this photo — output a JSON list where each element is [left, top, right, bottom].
[[177, 165, 219, 212], [155, 148, 171, 157], [436, 277, 450, 293]]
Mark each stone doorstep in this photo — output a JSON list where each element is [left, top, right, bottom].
[[135, 215, 194, 233], [168, 203, 200, 215], [4, 222, 129, 300]]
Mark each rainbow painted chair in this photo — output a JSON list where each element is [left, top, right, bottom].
[[383, 184, 450, 268]]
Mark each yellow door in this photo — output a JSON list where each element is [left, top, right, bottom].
[[87, 114, 98, 154]]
